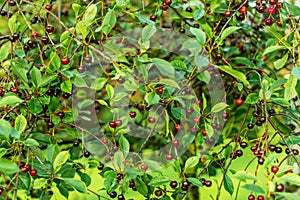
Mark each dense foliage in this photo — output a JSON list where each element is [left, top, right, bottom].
[[0, 0, 300, 199]]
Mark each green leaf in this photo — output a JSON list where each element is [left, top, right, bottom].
[[106, 84, 114, 99], [8, 13, 17, 33], [263, 46, 287, 55], [143, 160, 163, 171], [72, 3, 81, 17], [135, 178, 148, 196], [0, 95, 23, 107], [241, 184, 265, 194], [142, 25, 156, 43], [73, 74, 88, 87], [49, 52, 61, 71], [270, 116, 291, 135], [0, 119, 12, 140], [119, 135, 130, 158], [219, 26, 241, 43], [0, 158, 20, 175], [245, 93, 259, 104], [271, 98, 290, 106], [11, 63, 28, 83], [211, 102, 227, 113], [186, 177, 203, 187], [158, 79, 180, 89], [90, 78, 107, 90], [24, 138, 39, 147], [233, 171, 257, 182], [285, 135, 300, 145], [291, 67, 300, 80], [152, 58, 175, 78], [60, 80, 72, 94], [53, 151, 70, 171], [102, 10, 116, 35], [264, 154, 279, 168], [171, 107, 184, 120], [217, 65, 249, 85], [265, 27, 291, 48], [145, 92, 160, 106], [190, 27, 206, 45], [224, 174, 234, 196], [232, 57, 256, 68], [277, 192, 300, 200], [33, 178, 47, 189], [148, 177, 170, 187], [30, 67, 42, 88], [184, 156, 199, 171], [15, 114, 27, 133], [84, 4, 97, 25], [170, 60, 187, 70], [79, 172, 91, 187], [63, 178, 87, 193], [284, 75, 298, 100], [28, 99, 43, 114], [193, 9, 205, 20], [113, 151, 125, 170], [14, 49, 25, 58], [0, 148, 7, 158], [40, 75, 58, 87], [0, 43, 9, 61], [280, 173, 300, 186], [274, 53, 288, 69], [284, 2, 300, 16], [75, 21, 88, 39]]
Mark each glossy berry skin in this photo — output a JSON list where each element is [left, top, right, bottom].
[[9, 0, 16, 6], [118, 194, 125, 200], [73, 141, 79, 147], [29, 169, 37, 176], [157, 87, 163, 95], [170, 180, 178, 188], [205, 180, 212, 187], [129, 111, 136, 118], [271, 166, 279, 173], [162, 3, 168, 11], [141, 164, 148, 170], [235, 98, 243, 106], [256, 6, 265, 13], [172, 140, 179, 147], [109, 191, 117, 198], [268, 7, 276, 15], [240, 6, 247, 14], [186, 7, 192, 12], [270, 0, 278, 5], [265, 18, 273, 26], [166, 153, 173, 160], [148, 117, 155, 123], [224, 11, 231, 17], [258, 157, 265, 165], [0, 187, 3, 195], [45, 4, 52, 11], [115, 119, 122, 127], [46, 25, 55, 33], [276, 183, 284, 192], [61, 57, 70, 65], [257, 195, 264, 200], [175, 124, 181, 131], [32, 31, 39, 38], [248, 194, 255, 200], [222, 112, 229, 119], [150, 14, 157, 21], [83, 151, 91, 158], [155, 189, 162, 197], [240, 142, 247, 148], [84, 55, 92, 63], [57, 112, 64, 119], [276, 20, 282, 27], [193, 117, 200, 124], [179, 28, 185, 34], [101, 138, 108, 144], [41, 36, 49, 44], [0, 89, 4, 97]]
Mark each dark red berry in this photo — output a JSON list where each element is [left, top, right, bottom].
[[115, 119, 122, 127], [170, 180, 178, 188], [45, 4, 52, 11], [141, 164, 148, 170], [257, 195, 264, 200], [164, 0, 172, 5], [46, 25, 55, 34], [148, 117, 155, 123], [271, 166, 279, 173], [83, 151, 91, 158], [77, 65, 86, 73], [9, 0, 16, 6], [235, 98, 243, 106], [248, 194, 255, 200], [265, 18, 273, 26], [224, 10, 231, 17], [29, 169, 37, 176], [150, 14, 157, 21], [205, 180, 212, 187], [109, 191, 117, 198], [186, 7, 193, 12], [41, 36, 49, 44], [240, 142, 247, 148], [157, 87, 163, 95], [61, 57, 70, 65], [155, 189, 163, 197], [129, 111, 136, 118], [239, 6, 247, 14], [276, 183, 284, 192], [179, 28, 185, 34], [166, 153, 173, 160]]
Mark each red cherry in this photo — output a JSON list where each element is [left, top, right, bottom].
[[172, 140, 179, 147], [45, 4, 52, 11], [257, 195, 265, 200], [164, 0, 172, 5], [268, 7, 276, 15], [32, 31, 39, 38], [235, 98, 243, 106], [109, 121, 117, 128], [193, 117, 200, 123], [239, 6, 247, 14], [190, 127, 197, 135], [150, 14, 157, 21], [166, 153, 173, 160], [248, 194, 255, 200], [141, 164, 148, 170], [224, 10, 231, 17], [222, 112, 229, 119], [271, 166, 279, 173], [276, 20, 282, 27], [129, 111, 136, 118], [162, 3, 168, 11], [265, 18, 273, 26], [148, 117, 155, 123], [102, 138, 108, 144], [157, 87, 163, 95], [115, 119, 122, 127], [175, 124, 181, 131], [264, 55, 268, 61], [29, 169, 37, 176], [202, 130, 207, 136], [61, 57, 70, 65]]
